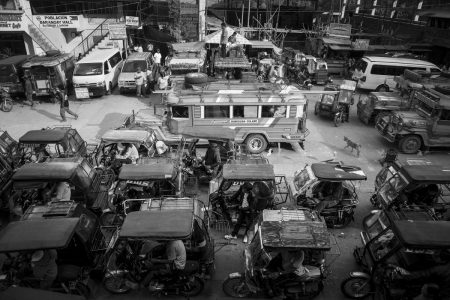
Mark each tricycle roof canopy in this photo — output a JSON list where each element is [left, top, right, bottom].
[[311, 163, 367, 181], [402, 165, 450, 183], [12, 160, 79, 181], [392, 220, 450, 249], [223, 163, 275, 180], [22, 53, 73, 68], [19, 129, 67, 143], [118, 160, 174, 180], [260, 209, 331, 250], [119, 210, 193, 239], [0, 218, 79, 252], [101, 129, 152, 143], [0, 286, 86, 300]]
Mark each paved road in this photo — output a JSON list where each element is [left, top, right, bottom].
[[1, 87, 449, 300]]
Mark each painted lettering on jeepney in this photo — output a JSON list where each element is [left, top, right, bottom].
[[230, 119, 258, 124]]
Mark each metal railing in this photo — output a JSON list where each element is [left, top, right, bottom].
[[71, 19, 109, 59]]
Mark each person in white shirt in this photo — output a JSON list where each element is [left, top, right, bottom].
[[134, 67, 145, 97], [116, 143, 139, 164], [157, 72, 170, 90], [153, 49, 162, 68], [137, 45, 143, 53]]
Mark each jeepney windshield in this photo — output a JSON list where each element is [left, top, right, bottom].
[[294, 168, 310, 191], [378, 174, 407, 204]]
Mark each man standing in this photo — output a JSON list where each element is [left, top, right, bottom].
[[31, 249, 58, 289], [134, 67, 144, 97], [24, 76, 34, 107], [200, 141, 221, 176], [153, 49, 162, 74], [220, 22, 228, 58], [57, 88, 78, 122]]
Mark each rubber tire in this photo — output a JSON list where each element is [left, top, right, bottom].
[[74, 282, 91, 298], [435, 85, 450, 95], [1, 100, 13, 112], [398, 135, 421, 154], [375, 85, 389, 92], [108, 82, 113, 94], [181, 277, 204, 297], [222, 277, 252, 298], [185, 72, 208, 85], [340, 276, 371, 299], [103, 272, 132, 294], [314, 102, 319, 115], [245, 134, 267, 154], [334, 113, 342, 127]]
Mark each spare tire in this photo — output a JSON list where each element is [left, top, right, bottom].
[[435, 85, 450, 95], [185, 72, 208, 85]]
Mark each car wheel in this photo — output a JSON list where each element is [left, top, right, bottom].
[[314, 102, 319, 115], [223, 277, 251, 298], [398, 135, 421, 154], [108, 82, 113, 94], [375, 85, 389, 92], [340, 276, 372, 299], [245, 134, 267, 154], [1, 100, 13, 112]]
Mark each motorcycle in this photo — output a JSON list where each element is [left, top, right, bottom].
[[103, 246, 204, 296], [333, 104, 346, 127], [0, 87, 13, 112]]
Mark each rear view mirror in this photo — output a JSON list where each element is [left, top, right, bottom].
[[105, 69, 110, 74]]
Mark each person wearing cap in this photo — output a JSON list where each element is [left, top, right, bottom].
[[134, 66, 145, 98], [31, 249, 58, 289], [115, 142, 139, 164], [225, 182, 254, 243], [201, 141, 221, 176], [57, 88, 78, 122], [154, 140, 169, 157]]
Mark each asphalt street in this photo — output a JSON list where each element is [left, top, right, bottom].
[[1, 86, 449, 300]]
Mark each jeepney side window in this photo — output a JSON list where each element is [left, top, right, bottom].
[[204, 105, 230, 118], [172, 106, 189, 118], [233, 105, 258, 118], [261, 105, 287, 117]]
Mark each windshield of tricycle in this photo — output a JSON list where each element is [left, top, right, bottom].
[[293, 168, 311, 191], [338, 89, 353, 104], [321, 94, 335, 105], [115, 179, 174, 199], [246, 229, 271, 275], [375, 165, 398, 190], [378, 174, 408, 206]]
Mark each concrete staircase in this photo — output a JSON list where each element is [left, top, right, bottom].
[[28, 23, 57, 52]]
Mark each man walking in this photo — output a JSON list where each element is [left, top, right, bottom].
[[24, 75, 35, 107], [57, 88, 78, 122], [134, 67, 145, 97], [153, 48, 162, 74]]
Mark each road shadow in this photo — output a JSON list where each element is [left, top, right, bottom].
[[90, 112, 129, 140], [33, 108, 61, 122]]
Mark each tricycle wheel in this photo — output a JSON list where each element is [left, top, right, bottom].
[[334, 113, 342, 127], [398, 135, 421, 154], [1, 100, 13, 112], [181, 277, 204, 297], [103, 272, 131, 294], [74, 282, 90, 298], [314, 102, 319, 115], [340, 276, 371, 299], [223, 277, 251, 298]]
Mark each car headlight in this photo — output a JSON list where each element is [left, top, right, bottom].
[[97, 81, 105, 87], [74, 83, 80, 88]]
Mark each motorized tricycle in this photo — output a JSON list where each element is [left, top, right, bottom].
[[16, 127, 87, 165], [223, 208, 331, 298], [314, 80, 356, 126], [0, 201, 118, 297], [292, 162, 367, 228], [102, 199, 214, 296], [341, 210, 450, 299], [370, 163, 450, 220], [0, 87, 12, 112], [10, 157, 115, 212], [208, 157, 291, 227]]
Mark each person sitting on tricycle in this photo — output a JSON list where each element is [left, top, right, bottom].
[[225, 182, 254, 243], [200, 141, 221, 177]]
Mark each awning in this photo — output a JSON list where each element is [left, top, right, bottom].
[[418, 9, 450, 19], [204, 28, 252, 45], [171, 41, 205, 53], [322, 37, 351, 46]]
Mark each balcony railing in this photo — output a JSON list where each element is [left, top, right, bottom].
[[70, 19, 109, 59]]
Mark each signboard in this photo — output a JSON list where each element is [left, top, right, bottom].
[[125, 16, 139, 27], [0, 13, 23, 31], [33, 15, 80, 28], [352, 39, 370, 51], [108, 23, 127, 40], [75, 88, 90, 99], [328, 23, 352, 38]]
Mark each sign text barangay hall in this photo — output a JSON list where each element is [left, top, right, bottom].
[[33, 15, 81, 28]]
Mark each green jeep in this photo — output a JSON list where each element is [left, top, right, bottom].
[[376, 87, 450, 153]]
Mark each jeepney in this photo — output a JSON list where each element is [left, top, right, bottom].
[[376, 87, 450, 153], [22, 52, 75, 97], [0, 55, 35, 96], [357, 92, 409, 125]]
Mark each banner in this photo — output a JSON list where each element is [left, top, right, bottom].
[[125, 16, 139, 27], [33, 15, 80, 28], [0, 13, 23, 31], [108, 23, 127, 40], [352, 39, 370, 51], [328, 23, 352, 38]]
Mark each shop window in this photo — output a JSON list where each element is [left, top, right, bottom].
[[233, 106, 258, 118], [204, 106, 230, 118]]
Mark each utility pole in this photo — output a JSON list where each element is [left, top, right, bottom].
[[248, 0, 251, 27]]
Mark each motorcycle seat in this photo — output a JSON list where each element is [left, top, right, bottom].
[[57, 264, 82, 282]]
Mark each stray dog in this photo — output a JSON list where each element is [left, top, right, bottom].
[[344, 136, 361, 157]]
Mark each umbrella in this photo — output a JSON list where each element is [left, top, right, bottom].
[[204, 28, 252, 45]]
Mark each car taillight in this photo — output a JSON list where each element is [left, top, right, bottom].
[[360, 76, 366, 82]]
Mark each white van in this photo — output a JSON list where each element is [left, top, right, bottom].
[[353, 56, 440, 92], [118, 52, 152, 94], [73, 48, 123, 99]]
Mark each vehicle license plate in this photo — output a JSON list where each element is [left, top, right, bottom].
[[75, 88, 90, 99]]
